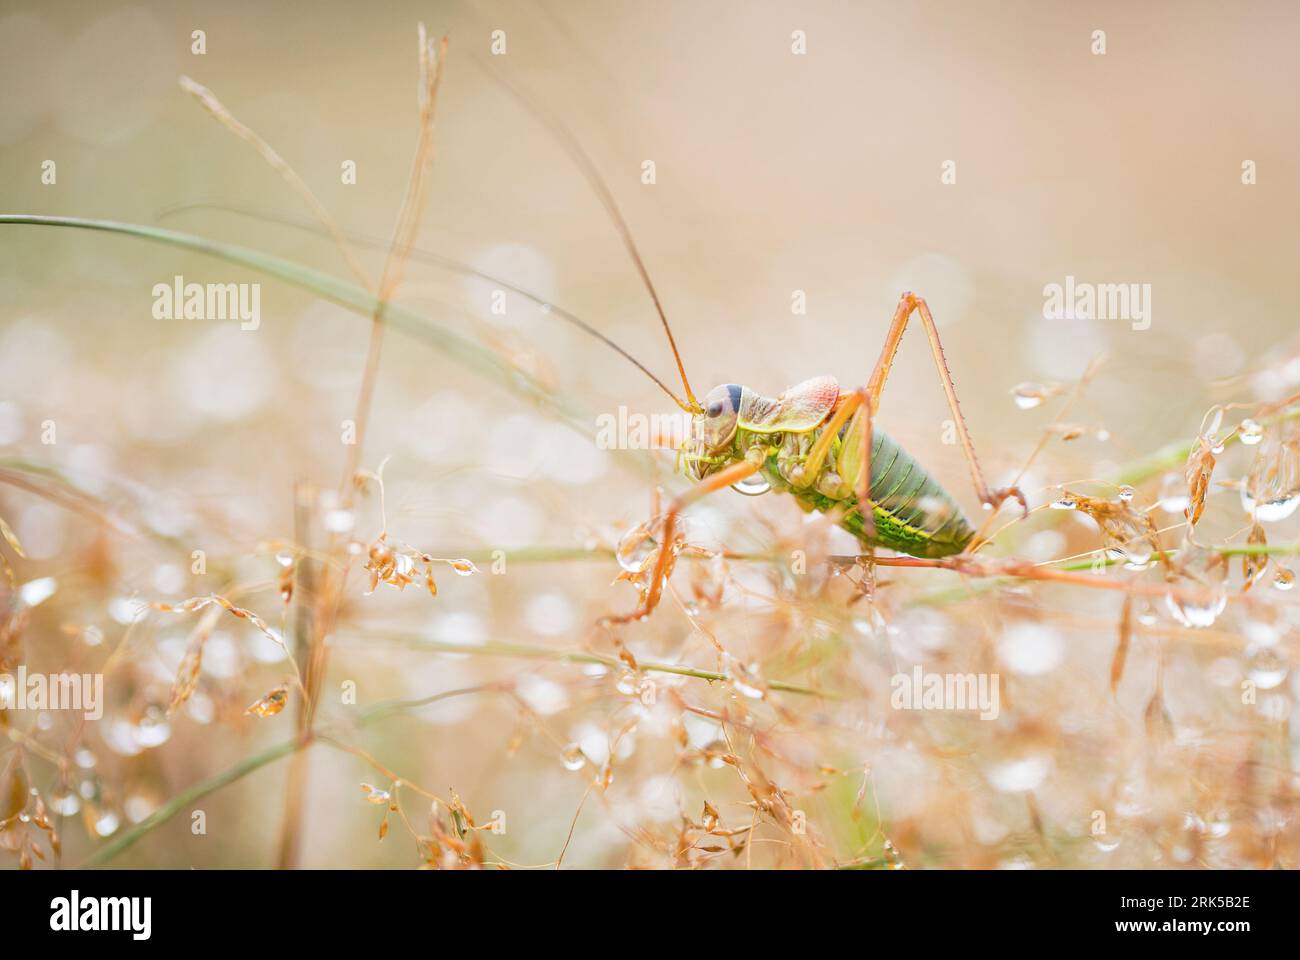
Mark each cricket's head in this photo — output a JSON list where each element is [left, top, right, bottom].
[[680, 383, 744, 481]]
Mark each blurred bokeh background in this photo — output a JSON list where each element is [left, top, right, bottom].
[[2, 0, 1300, 868]]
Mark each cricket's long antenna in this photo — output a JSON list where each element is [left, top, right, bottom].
[[156, 201, 692, 410], [474, 55, 703, 414]]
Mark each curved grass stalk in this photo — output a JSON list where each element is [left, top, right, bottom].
[[1111, 405, 1300, 488], [0, 214, 609, 455], [79, 736, 301, 868], [78, 685, 498, 868], [338, 632, 829, 697]]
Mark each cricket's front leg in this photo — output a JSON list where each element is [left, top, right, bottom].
[[793, 387, 879, 539], [601, 459, 761, 624]]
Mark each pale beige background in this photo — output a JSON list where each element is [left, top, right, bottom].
[[1, 0, 1297, 867]]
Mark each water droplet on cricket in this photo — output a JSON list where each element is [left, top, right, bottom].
[[1240, 419, 1264, 445], [732, 473, 771, 496], [275, 549, 294, 568], [1050, 493, 1078, 510], [1117, 485, 1134, 503]]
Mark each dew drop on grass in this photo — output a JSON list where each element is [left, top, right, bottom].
[[851, 608, 886, 638], [561, 743, 587, 771], [1050, 493, 1078, 510], [1105, 536, 1152, 570], [1207, 812, 1232, 839], [1274, 566, 1295, 591], [615, 669, 638, 696], [1240, 486, 1300, 523], [1164, 585, 1227, 628], [360, 783, 391, 804], [1137, 602, 1159, 627], [50, 787, 80, 816], [449, 559, 478, 577], [1011, 383, 1045, 410], [93, 809, 122, 837], [616, 521, 657, 573], [1245, 645, 1288, 689], [323, 509, 354, 533], [125, 792, 160, 823], [997, 623, 1064, 676], [984, 753, 1051, 793], [274, 549, 294, 568], [18, 576, 57, 608], [245, 685, 289, 718], [1240, 419, 1264, 445], [1157, 473, 1190, 514], [722, 654, 767, 699], [132, 705, 172, 748]]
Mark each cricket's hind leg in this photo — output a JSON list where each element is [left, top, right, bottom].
[[864, 292, 1027, 522]]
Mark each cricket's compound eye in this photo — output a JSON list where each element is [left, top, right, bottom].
[[699, 384, 742, 449]]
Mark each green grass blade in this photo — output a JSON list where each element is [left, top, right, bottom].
[[0, 214, 604, 449]]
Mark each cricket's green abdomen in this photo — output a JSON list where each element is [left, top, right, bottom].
[[762, 428, 974, 558]]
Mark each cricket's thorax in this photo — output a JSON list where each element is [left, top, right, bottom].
[[682, 379, 974, 558]]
